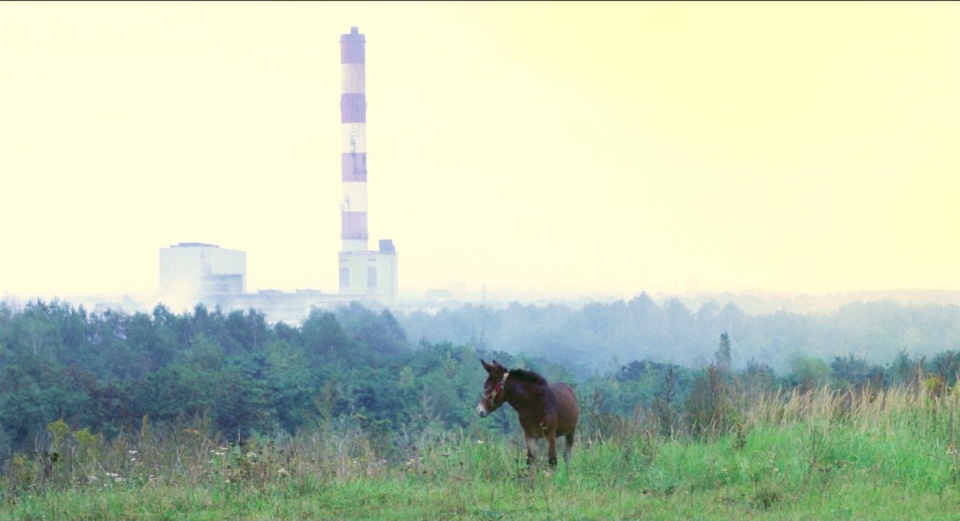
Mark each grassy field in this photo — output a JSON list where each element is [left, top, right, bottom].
[[4, 384, 960, 520]]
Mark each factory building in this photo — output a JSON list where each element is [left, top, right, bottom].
[[159, 242, 246, 300], [155, 27, 397, 321]]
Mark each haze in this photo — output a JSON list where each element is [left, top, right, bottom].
[[2, 2, 959, 302]]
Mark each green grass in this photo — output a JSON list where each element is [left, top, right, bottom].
[[5, 385, 960, 520]]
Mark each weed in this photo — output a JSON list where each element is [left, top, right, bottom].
[[753, 485, 782, 511], [3, 384, 960, 520]]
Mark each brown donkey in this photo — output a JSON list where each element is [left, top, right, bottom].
[[476, 359, 580, 467]]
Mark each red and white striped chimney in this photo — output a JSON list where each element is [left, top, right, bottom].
[[340, 26, 367, 253]]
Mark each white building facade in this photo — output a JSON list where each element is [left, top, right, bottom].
[[159, 242, 246, 301]]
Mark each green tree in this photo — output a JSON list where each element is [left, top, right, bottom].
[[224, 309, 272, 354], [715, 333, 732, 371], [740, 359, 778, 395], [0, 365, 45, 445], [214, 361, 274, 438], [653, 366, 678, 437], [831, 354, 882, 389], [301, 309, 352, 366], [336, 304, 409, 363], [684, 364, 739, 440], [265, 340, 318, 433], [929, 350, 960, 386], [787, 355, 832, 392], [887, 349, 920, 387], [126, 311, 178, 376]]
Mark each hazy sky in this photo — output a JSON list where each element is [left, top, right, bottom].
[[2, 1, 959, 301]]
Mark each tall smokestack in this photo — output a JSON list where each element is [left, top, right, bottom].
[[337, 27, 397, 305], [340, 26, 367, 252]]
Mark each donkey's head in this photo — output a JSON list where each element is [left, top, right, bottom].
[[476, 359, 509, 418]]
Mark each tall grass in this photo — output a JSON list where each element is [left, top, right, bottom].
[[4, 383, 960, 520]]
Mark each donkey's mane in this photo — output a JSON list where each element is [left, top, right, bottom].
[[508, 368, 548, 386]]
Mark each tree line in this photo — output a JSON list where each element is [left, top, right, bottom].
[[0, 299, 564, 456], [2, 297, 960, 456]]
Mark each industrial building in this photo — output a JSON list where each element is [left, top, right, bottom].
[[156, 27, 397, 322], [159, 242, 246, 299]]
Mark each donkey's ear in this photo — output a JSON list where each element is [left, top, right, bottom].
[[492, 360, 507, 371], [481, 359, 495, 373]]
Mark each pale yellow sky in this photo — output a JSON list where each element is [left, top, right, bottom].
[[1, 1, 958, 300]]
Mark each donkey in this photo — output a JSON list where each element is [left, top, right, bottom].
[[476, 359, 580, 467]]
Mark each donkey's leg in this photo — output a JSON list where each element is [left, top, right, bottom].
[[546, 432, 558, 467], [525, 435, 538, 467], [563, 430, 575, 463]]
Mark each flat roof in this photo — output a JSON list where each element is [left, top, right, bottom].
[[171, 242, 219, 248]]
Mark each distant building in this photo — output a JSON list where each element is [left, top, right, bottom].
[[339, 239, 398, 306], [152, 27, 398, 322], [206, 288, 357, 324], [159, 242, 246, 302]]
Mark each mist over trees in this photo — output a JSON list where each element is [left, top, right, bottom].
[[396, 293, 960, 375]]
